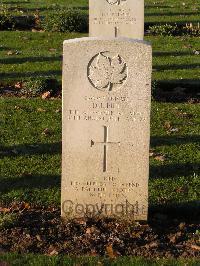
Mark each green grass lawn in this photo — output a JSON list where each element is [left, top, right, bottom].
[[0, 98, 199, 208], [0, 0, 199, 264], [0, 32, 199, 85], [1, 0, 199, 24], [0, 253, 200, 266]]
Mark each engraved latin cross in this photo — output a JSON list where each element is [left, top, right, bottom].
[[91, 126, 120, 172]]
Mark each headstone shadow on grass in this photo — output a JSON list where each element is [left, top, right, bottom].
[[0, 174, 60, 194], [0, 70, 62, 79], [150, 163, 200, 179], [0, 56, 62, 65], [151, 135, 200, 147], [0, 142, 61, 158]]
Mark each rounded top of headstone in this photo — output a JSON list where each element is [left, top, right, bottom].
[[63, 37, 151, 47]]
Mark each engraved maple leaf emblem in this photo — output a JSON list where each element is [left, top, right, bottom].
[[88, 52, 128, 91], [106, 0, 127, 5]]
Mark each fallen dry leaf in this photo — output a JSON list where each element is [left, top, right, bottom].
[[7, 50, 15, 56], [86, 228, 92, 235], [47, 245, 59, 256], [36, 235, 42, 242], [0, 207, 10, 213], [32, 29, 44, 32], [49, 48, 57, 52], [42, 128, 52, 136], [191, 244, 200, 251], [49, 249, 58, 256], [42, 91, 51, 99], [175, 186, 188, 194], [154, 155, 165, 162], [37, 108, 46, 112], [23, 202, 31, 209], [106, 244, 116, 258], [164, 121, 171, 130], [14, 82, 22, 89]]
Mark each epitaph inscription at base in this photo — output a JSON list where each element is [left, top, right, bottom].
[[62, 37, 152, 220], [89, 0, 144, 39]]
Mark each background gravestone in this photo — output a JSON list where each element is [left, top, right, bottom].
[[89, 0, 144, 39], [62, 37, 152, 220]]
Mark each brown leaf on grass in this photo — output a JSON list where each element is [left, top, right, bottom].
[[175, 186, 188, 194], [0, 207, 11, 213], [191, 244, 200, 251], [49, 48, 57, 52], [7, 50, 20, 56], [154, 155, 165, 162], [182, 44, 192, 49], [42, 91, 51, 99], [47, 245, 59, 256], [55, 109, 61, 113], [7, 50, 15, 55], [106, 244, 116, 258], [42, 128, 52, 136], [22, 36, 29, 41], [14, 82, 22, 89], [49, 250, 58, 256], [37, 108, 46, 112], [23, 202, 31, 210], [164, 121, 171, 130]]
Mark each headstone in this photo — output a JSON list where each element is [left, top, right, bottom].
[[89, 0, 144, 39], [62, 37, 152, 220]]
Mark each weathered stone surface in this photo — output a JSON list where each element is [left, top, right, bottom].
[[62, 37, 152, 220], [89, 0, 144, 39]]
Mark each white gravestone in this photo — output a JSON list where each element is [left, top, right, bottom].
[[89, 0, 144, 39], [62, 37, 152, 220]]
